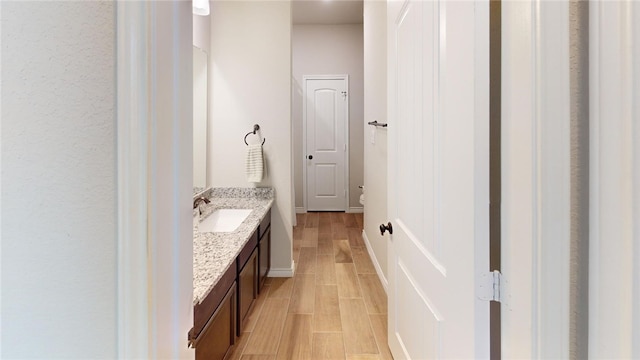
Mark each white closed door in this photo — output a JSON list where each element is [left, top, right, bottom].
[[304, 77, 348, 211], [387, 0, 490, 359]]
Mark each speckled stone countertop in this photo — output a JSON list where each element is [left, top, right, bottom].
[[193, 187, 274, 305]]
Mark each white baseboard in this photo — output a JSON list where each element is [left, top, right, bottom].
[[267, 260, 295, 278], [299, 207, 362, 213], [361, 230, 388, 293]]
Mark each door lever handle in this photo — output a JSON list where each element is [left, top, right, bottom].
[[380, 222, 393, 236]]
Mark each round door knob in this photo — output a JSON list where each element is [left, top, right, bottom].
[[380, 222, 393, 236], [308, 155, 313, 160]]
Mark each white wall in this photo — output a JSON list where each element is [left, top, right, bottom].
[[292, 24, 364, 211], [1, 1, 117, 357], [362, 1, 388, 283], [208, 1, 294, 273]]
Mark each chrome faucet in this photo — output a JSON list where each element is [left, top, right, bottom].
[[193, 197, 210, 215]]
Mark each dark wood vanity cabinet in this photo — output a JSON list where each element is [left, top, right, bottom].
[[258, 209, 271, 292], [190, 263, 237, 360], [237, 250, 257, 334], [258, 228, 270, 291], [192, 283, 236, 360], [191, 208, 271, 359], [236, 209, 271, 332], [237, 233, 258, 334]]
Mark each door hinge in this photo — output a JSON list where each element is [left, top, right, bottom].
[[479, 270, 504, 303]]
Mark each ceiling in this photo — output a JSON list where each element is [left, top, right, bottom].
[[292, 0, 363, 25]]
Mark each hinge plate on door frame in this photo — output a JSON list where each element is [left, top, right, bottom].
[[478, 270, 505, 303]]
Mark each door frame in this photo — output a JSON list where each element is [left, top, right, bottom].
[[501, 0, 572, 357], [588, 1, 640, 357], [301, 74, 350, 212], [116, 1, 194, 358]]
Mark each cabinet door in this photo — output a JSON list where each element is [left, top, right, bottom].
[[258, 209, 271, 238], [192, 261, 236, 339], [193, 282, 237, 360], [238, 249, 257, 333], [258, 227, 271, 292]]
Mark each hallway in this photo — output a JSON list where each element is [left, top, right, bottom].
[[226, 212, 393, 360]]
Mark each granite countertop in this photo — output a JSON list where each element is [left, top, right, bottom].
[[193, 187, 274, 305]]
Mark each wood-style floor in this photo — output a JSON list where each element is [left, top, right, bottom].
[[226, 212, 393, 360]]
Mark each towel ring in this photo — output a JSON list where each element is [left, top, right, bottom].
[[244, 124, 266, 146]]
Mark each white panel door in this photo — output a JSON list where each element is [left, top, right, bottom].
[[589, 1, 640, 357], [305, 77, 348, 211], [387, 0, 490, 358]]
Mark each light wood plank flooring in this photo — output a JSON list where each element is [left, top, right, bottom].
[[227, 212, 393, 360]]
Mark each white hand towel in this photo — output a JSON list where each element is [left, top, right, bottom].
[[246, 144, 264, 183]]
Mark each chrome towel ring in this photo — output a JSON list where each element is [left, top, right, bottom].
[[244, 124, 266, 146]]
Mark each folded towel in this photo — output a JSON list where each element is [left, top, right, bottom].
[[246, 144, 264, 183]]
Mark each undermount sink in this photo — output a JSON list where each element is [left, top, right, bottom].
[[199, 209, 253, 233]]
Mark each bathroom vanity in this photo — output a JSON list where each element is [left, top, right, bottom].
[[189, 188, 273, 360]]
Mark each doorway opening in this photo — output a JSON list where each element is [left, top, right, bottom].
[[302, 75, 350, 212]]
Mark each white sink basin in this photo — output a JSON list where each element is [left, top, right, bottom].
[[199, 209, 253, 233]]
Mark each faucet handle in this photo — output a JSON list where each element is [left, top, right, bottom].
[[193, 197, 210, 210]]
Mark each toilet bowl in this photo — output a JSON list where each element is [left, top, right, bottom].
[[359, 185, 364, 205]]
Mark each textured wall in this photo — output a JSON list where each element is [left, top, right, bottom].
[[292, 24, 364, 210], [208, 1, 293, 272], [362, 1, 388, 280], [1, 1, 117, 357], [569, 1, 589, 358]]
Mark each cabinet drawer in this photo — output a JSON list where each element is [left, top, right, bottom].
[[237, 231, 258, 270], [193, 261, 237, 339], [258, 209, 271, 239]]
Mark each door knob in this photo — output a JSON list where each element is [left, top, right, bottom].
[[308, 155, 313, 160], [380, 222, 393, 235]]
